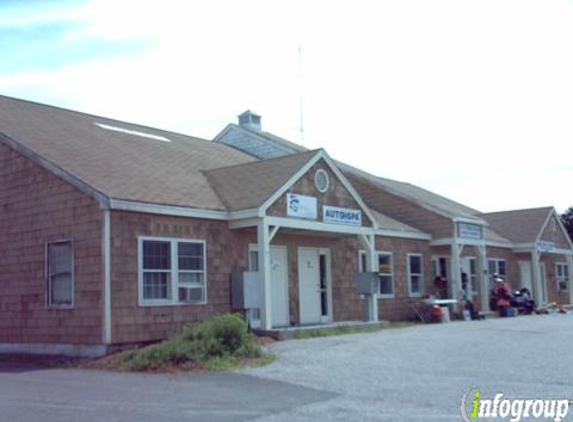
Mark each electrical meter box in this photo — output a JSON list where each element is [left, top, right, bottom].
[[357, 272, 379, 295], [231, 271, 261, 309]]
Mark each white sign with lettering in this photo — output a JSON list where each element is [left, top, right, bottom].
[[458, 223, 483, 240], [323, 206, 362, 226], [537, 241, 555, 253], [286, 193, 317, 220]]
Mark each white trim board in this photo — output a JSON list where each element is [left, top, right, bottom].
[[260, 149, 379, 230]]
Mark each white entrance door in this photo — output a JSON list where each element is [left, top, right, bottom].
[[298, 247, 331, 325], [518, 261, 533, 293], [270, 246, 289, 328]]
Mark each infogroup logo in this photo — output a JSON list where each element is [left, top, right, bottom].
[[460, 388, 571, 422]]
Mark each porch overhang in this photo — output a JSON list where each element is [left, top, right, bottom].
[[229, 215, 374, 236]]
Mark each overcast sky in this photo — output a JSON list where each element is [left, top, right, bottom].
[[1, 0, 572, 213]]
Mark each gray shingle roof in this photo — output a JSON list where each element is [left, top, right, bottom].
[[204, 150, 320, 211], [369, 209, 426, 235], [0, 96, 257, 210], [216, 124, 484, 222], [480, 207, 554, 244]]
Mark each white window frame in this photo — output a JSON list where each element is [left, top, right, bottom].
[[488, 258, 507, 285], [407, 253, 424, 297], [45, 240, 74, 309], [358, 250, 394, 298], [138, 236, 207, 307], [556, 262, 569, 292]]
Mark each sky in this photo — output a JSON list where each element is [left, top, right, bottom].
[[1, 0, 572, 213]]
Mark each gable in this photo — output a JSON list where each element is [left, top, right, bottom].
[[539, 213, 572, 249], [266, 159, 373, 227]]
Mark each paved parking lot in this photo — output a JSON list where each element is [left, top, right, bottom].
[[2, 314, 573, 422]]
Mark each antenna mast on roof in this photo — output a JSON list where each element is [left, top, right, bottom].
[[298, 44, 305, 145]]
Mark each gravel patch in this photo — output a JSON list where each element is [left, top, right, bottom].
[[243, 314, 573, 421]]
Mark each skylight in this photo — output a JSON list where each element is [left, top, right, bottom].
[[95, 122, 171, 142]]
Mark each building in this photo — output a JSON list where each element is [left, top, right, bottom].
[[215, 111, 573, 314], [0, 97, 571, 356]]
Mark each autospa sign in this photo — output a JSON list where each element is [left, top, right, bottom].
[[460, 388, 570, 422], [323, 206, 362, 226], [286, 193, 317, 220]]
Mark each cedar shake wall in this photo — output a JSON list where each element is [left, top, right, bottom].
[[267, 160, 373, 227], [541, 253, 570, 305], [109, 211, 252, 344], [539, 215, 571, 249], [109, 210, 432, 345], [347, 174, 453, 237], [0, 143, 103, 345], [487, 247, 518, 290], [375, 237, 433, 321]]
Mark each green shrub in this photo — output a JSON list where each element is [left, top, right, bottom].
[[122, 313, 264, 371]]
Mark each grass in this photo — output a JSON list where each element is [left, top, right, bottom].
[[292, 321, 419, 339]]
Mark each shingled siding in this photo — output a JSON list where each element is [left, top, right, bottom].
[[541, 253, 570, 305], [0, 143, 103, 345], [267, 159, 373, 227], [374, 237, 432, 321], [109, 211, 254, 344], [346, 174, 453, 238], [539, 214, 571, 250]]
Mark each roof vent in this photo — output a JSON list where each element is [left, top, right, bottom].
[[238, 110, 261, 131]]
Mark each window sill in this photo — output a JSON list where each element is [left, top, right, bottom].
[[138, 301, 207, 307], [409, 293, 424, 298], [47, 305, 74, 310], [378, 294, 395, 299]]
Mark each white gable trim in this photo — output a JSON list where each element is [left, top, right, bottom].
[[259, 149, 379, 229], [535, 208, 573, 250]]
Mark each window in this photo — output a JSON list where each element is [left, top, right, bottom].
[[46, 241, 74, 307], [488, 259, 506, 286], [358, 250, 394, 296], [378, 253, 394, 296], [408, 254, 424, 296], [139, 237, 206, 305], [314, 169, 330, 193], [556, 263, 569, 292]]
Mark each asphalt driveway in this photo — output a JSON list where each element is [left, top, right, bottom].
[[2, 314, 572, 422]]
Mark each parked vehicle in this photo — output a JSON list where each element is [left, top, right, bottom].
[[511, 288, 536, 315]]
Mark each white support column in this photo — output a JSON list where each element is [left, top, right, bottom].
[[531, 251, 544, 306], [477, 244, 490, 313], [257, 219, 273, 330], [566, 253, 573, 306], [450, 240, 462, 301], [358, 234, 378, 322]]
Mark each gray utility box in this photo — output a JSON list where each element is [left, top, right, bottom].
[[357, 272, 379, 295], [231, 271, 261, 310]]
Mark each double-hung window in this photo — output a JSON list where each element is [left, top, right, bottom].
[[358, 250, 394, 296], [488, 259, 506, 286], [378, 253, 394, 296], [408, 254, 424, 296], [46, 241, 74, 307], [139, 237, 206, 306], [556, 263, 569, 292]]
